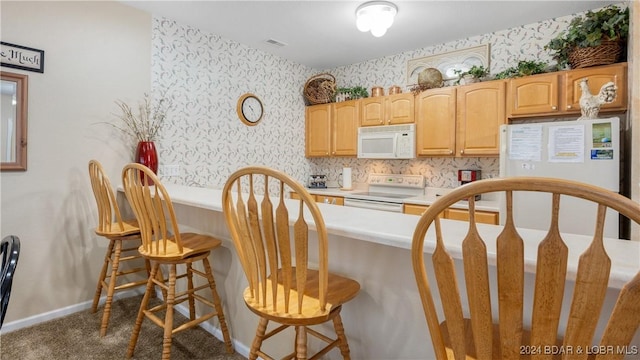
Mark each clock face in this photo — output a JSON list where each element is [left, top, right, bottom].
[[237, 93, 263, 125]]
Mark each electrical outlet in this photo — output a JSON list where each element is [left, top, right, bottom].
[[162, 164, 180, 177]]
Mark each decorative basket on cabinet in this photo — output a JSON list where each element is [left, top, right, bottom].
[[303, 73, 336, 105], [568, 39, 624, 69]]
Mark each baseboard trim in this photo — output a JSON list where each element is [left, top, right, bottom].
[[1, 289, 251, 358], [0, 288, 144, 334]]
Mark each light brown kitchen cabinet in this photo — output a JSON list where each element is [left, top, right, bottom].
[[316, 195, 344, 205], [290, 192, 306, 201], [507, 62, 627, 118], [445, 208, 499, 225], [305, 100, 358, 157], [361, 93, 414, 126], [508, 73, 560, 116], [415, 80, 504, 157], [305, 103, 331, 157], [415, 87, 457, 156], [456, 80, 506, 157], [332, 100, 359, 155], [403, 203, 498, 225], [564, 62, 627, 113]]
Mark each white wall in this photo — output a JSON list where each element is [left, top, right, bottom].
[[0, 1, 151, 323]]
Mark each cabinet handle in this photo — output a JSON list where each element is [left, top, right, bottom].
[[449, 150, 453, 155], [332, 151, 335, 155], [379, 120, 383, 124], [460, 150, 464, 155], [567, 105, 572, 109], [325, 152, 329, 155], [551, 106, 557, 110]]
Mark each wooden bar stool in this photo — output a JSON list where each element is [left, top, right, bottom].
[[88, 159, 154, 337], [222, 166, 360, 360], [122, 163, 233, 360], [411, 177, 640, 359]]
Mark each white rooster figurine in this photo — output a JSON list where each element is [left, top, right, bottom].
[[578, 78, 617, 120]]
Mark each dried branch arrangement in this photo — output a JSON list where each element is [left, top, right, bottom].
[[111, 92, 172, 142]]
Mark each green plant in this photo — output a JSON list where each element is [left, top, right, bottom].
[[494, 60, 549, 79], [336, 86, 369, 100], [545, 4, 629, 68], [454, 65, 489, 84]]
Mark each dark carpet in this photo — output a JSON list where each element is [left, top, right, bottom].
[[0, 295, 246, 359]]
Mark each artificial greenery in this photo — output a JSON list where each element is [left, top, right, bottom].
[[494, 60, 549, 79], [545, 4, 629, 68], [336, 86, 369, 100], [454, 65, 489, 84]]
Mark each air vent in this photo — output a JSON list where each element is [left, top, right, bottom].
[[266, 38, 287, 47]]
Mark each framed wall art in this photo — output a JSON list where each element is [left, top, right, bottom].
[[407, 44, 490, 86], [1, 42, 45, 73]]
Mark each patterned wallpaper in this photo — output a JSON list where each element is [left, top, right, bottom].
[[152, 17, 314, 188], [151, 5, 617, 189]]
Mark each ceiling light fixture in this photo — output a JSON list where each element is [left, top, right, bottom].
[[356, 1, 397, 38]]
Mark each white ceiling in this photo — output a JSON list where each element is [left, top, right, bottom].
[[122, 0, 619, 69]]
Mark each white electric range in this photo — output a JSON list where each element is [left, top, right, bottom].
[[343, 173, 425, 213]]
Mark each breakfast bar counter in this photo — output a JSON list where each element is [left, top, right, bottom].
[[152, 183, 640, 359]]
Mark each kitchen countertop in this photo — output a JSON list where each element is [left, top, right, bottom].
[[305, 186, 501, 212], [158, 183, 638, 289]]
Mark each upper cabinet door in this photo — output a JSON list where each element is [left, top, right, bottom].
[[564, 62, 627, 113], [305, 104, 331, 157], [456, 80, 506, 157], [332, 100, 359, 156], [415, 87, 456, 156], [507, 73, 560, 117], [387, 93, 415, 125], [360, 97, 385, 126]]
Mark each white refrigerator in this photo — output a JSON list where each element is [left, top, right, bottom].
[[499, 117, 620, 239]]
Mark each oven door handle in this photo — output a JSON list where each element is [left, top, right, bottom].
[[344, 198, 403, 213]]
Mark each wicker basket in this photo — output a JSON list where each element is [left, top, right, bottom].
[[303, 73, 336, 105], [568, 40, 623, 69]]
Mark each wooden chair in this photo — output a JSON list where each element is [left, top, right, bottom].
[[122, 163, 233, 360], [1, 235, 20, 329], [88, 159, 154, 337], [222, 166, 360, 360], [411, 177, 640, 360]]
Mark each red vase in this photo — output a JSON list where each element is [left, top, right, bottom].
[[135, 141, 158, 184]]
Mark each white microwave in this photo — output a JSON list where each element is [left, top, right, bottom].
[[357, 124, 416, 159]]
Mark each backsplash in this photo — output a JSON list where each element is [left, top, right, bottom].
[[311, 157, 499, 188], [151, 4, 620, 189]]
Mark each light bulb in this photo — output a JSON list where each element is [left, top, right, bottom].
[[371, 26, 387, 37], [355, 2, 397, 37], [356, 13, 371, 32]]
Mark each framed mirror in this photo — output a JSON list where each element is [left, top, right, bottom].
[[1, 71, 28, 171]]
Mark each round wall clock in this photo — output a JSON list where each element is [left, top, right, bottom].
[[236, 93, 263, 126]]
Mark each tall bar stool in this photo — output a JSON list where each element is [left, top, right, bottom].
[[88, 159, 154, 337], [122, 163, 233, 360], [411, 177, 640, 359], [222, 166, 360, 359]]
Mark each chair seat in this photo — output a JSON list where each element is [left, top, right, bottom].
[[138, 232, 222, 261], [243, 268, 360, 325], [95, 219, 140, 238]]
